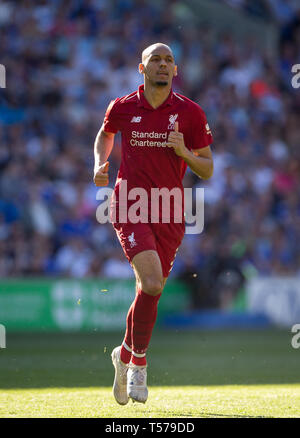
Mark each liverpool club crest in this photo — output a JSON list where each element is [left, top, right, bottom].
[[168, 114, 178, 130]]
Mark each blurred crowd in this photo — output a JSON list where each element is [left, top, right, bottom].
[[0, 0, 300, 308], [220, 0, 299, 23]]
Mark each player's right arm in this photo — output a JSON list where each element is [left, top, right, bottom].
[[93, 123, 115, 186]]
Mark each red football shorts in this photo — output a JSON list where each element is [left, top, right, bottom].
[[113, 221, 185, 278]]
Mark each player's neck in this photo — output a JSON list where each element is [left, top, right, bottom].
[[143, 83, 171, 109]]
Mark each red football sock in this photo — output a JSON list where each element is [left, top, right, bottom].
[[131, 289, 162, 366], [120, 301, 134, 364], [120, 342, 132, 364]]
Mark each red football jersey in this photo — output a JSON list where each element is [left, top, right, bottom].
[[103, 84, 213, 224]]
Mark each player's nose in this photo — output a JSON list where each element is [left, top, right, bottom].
[[159, 58, 167, 66]]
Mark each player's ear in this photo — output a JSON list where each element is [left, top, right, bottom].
[[174, 65, 177, 77], [138, 63, 144, 74]]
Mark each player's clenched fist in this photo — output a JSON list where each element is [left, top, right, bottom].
[[94, 161, 109, 186], [166, 122, 187, 158]]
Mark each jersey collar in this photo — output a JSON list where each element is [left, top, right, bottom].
[[137, 84, 174, 109]]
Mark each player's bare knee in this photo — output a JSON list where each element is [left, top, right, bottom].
[[141, 277, 163, 296]]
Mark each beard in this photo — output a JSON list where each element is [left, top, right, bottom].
[[155, 80, 168, 86]]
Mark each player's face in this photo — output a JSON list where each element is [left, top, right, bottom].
[[139, 48, 177, 87]]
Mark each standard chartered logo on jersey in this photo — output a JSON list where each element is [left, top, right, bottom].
[[130, 131, 168, 147], [95, 180, 204, 235]]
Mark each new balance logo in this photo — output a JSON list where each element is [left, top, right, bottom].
[[131, 116, 142, 123]]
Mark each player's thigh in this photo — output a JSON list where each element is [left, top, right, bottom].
[[132, 265, 141, 293], [132, 250, 164, 295]]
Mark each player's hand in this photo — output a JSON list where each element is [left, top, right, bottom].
[[93, 161, 109, 186], [166, 122, 187, 158]]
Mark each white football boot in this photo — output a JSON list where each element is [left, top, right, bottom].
[[127, 363, 148, 403], [111, 346, 129, 405]]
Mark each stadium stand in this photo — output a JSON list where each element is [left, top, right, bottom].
[[0, 0, 299, 309]]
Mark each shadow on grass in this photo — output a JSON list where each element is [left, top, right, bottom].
[[199, 413, 269, 418], [0, 330, 299, 389]]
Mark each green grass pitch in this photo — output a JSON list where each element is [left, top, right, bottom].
[[0, 328, 299, 417]]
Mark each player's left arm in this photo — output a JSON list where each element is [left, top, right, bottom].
[[166, 122, 213, 180], [184, 145, 213, 180]]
